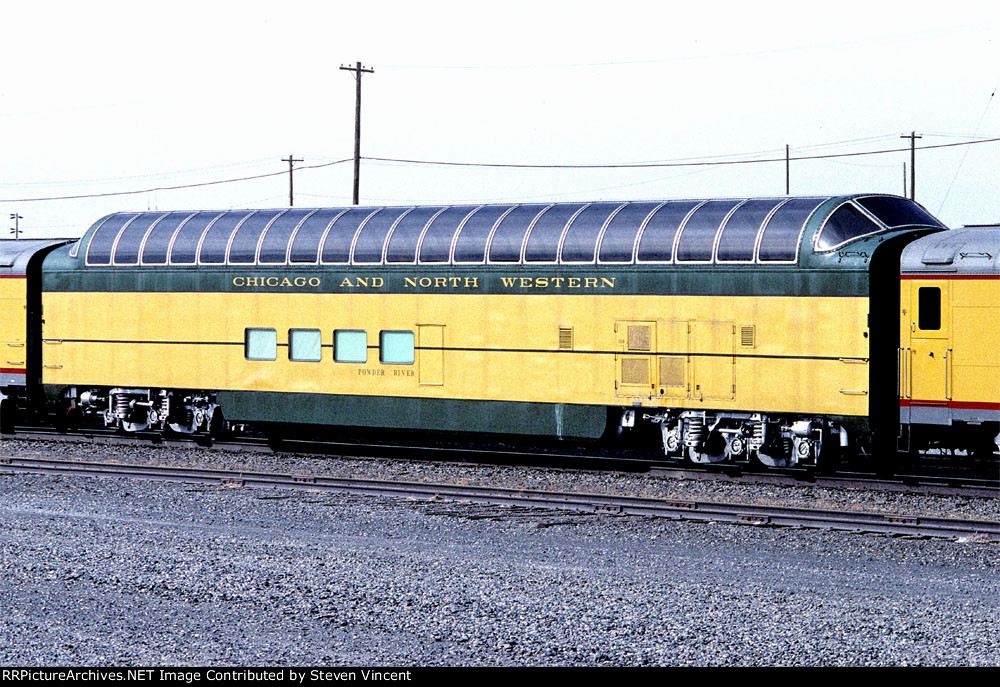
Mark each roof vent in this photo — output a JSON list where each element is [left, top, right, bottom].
[[921, 237, 958, 265]]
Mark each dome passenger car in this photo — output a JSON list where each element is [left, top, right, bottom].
[[33, 194, 951, 467]]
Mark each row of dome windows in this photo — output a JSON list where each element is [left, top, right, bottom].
[[78, 196, 942, 267], [81, 198, 826, 266]]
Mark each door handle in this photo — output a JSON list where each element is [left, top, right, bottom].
[[945, 348, 953, 401], [905, 347, 912, 399], [896, 346, 903, 398]]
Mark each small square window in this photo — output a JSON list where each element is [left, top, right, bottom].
[[245, 328, 277, 360], [334, 330, 367, 363], [380, 330, 414, 364], [289, 329, 322, 362], [918, 287, 941, 331]]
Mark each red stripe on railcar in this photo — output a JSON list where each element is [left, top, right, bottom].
[[900, 274, 1000, 280], [900, 399, 1000, 410]]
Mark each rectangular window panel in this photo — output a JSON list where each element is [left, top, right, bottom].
[[289, 329, 322, 362], [636, 201, 700, 262], [717, 200, 783, 262], [386, 206, 444, 263], [676, 200, 740, 262], [289, 209, 344, 263], [918, 287, 941, 330], [245, 328, 277, 361], [561, 202, 621, 262], [488, 204, 548, 262], [815, 203, 881, 251], [200, 210, 250, 264], [353, 207, 409, 263], [454, 206, 511, 263], [114, 213, 164, 265], [86, 213, 135, 265], [322, 208, 376, 263], [598, 202, 660, 263], [524, 203, 586, 262], [758, 198, 824, 262], [855, 196, 944, 229], [170, 211, 220, 264], [380, 330, 414, 364], [334, 330, 368, 363], [259, 208, 312, 264], [419, 206, 477, 262], [229, 210, 282, 264], [141, 212, 192, 264]]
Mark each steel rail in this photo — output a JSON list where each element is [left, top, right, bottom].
[[7, 429, 999, 499], [2, 456, 997, 542]]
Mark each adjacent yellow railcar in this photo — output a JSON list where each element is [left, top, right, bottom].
[[900, 227, 1000, 455], [0, 239, 71, 430]]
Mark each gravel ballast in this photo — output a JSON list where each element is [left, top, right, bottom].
[[0, 456, 997, 666], [1, 437, 997, 523]]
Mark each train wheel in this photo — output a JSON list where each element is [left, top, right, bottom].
[[0, 397, 13, 434], [871, 429, 902, 477], [687, 431, 729, 464], [815, 445, 839, 475], [755, 438, 796, 468], [209, 409, 230, 441], [970, 438, 999, 462]]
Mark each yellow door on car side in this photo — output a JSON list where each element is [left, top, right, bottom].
[[906, 280, 951, 402], [418, 324, 444, 386], [691, 321, 735, 401], [615, 320, 656, 398]]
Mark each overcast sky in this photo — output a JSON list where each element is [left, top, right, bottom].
[[1, 1, 997, 238]]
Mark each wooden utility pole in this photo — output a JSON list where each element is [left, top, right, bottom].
[[281, 154, 303, 206], [900, 131, 922, 200], [785, 144, 790, 195], [340, 61, 374, 205], [9, 213, 22, 240]]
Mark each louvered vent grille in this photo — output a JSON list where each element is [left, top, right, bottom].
[[558, 327, 574, 350], [740, 325, 756, 348], [627, 325, 650, 351], [621, 358, 649, 385], [659, 356, 684, 387]]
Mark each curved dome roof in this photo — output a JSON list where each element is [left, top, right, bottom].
[[70, 194, 944, 268]]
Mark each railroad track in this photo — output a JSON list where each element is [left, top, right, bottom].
[[1, 456, 998, 542], [7, 428, 998, 499]]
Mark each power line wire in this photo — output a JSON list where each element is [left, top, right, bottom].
[[348, 166, 718, 205], [3, 135, 997, 204], [362, 137, 1000, 170], [792, 134, 900, 151], [0, 132, 959, 192], [939, 79, 1000, 213], [0, 156, 281, 189], [0, 159, 352, 203]]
